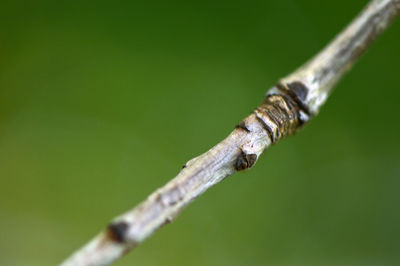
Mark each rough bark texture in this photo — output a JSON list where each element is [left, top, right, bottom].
[[60, 0, 400, 265]]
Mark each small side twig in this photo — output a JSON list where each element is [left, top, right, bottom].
[[60, 1, 400, 265]]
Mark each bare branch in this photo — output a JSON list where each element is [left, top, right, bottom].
[[60, 1, 400, 265]]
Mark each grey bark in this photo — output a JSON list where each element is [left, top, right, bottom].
[[60, 1, 400, 265]]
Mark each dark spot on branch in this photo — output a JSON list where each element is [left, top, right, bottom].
[[287, 81, 308, 102], [182, 164, 187, 169], [246, 154, 257, 168], [107, 221, 129, 243], [235, 121, 250, 132], [276, 82, 311, 115], [155, 193, 165, 207], [235, 150, 257, 171], [161, 216, 173, 227]]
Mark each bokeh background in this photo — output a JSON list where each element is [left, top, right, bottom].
[[1, 0, 399, 265]]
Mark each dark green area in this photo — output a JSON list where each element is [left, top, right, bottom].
[[1, 0, 399, 265]]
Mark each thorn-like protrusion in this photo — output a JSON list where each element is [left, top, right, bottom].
[[235, 149, 257, 171]]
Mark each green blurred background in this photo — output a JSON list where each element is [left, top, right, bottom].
[[1, 0, 399, 265]]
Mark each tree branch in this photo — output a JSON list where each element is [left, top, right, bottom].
[[60, 1, 400, 265]]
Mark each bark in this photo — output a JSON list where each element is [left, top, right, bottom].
[[60, 1, 400, 265]]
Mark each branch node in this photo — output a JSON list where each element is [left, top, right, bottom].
[[276, 81, 311, 116], [235, 149, 257, 171], [107, 222, 129, 243]]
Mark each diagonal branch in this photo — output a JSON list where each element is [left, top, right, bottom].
[[60, 0, 400, 265]]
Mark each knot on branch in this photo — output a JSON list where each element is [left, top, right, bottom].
[[235, 149, 257, 171], [107, 222, 129, 243], [253, 86, 310, 143]]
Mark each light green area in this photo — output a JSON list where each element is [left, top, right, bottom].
[[1, 0, 399, 265]]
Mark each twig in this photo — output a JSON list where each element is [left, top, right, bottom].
[[60, 1, 400, 265]]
